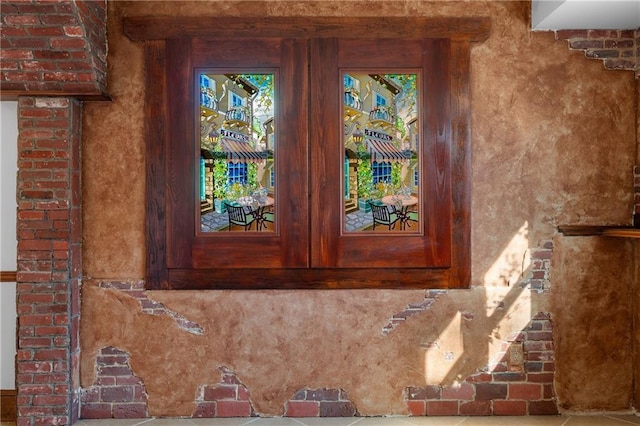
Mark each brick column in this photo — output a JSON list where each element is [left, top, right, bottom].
[[16, 97, 82, 426]]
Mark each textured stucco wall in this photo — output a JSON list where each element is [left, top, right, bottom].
[[551, 237, 635, 412], [80, 0, 637, 416]]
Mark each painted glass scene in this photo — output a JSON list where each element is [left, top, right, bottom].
[[199, 73, 275, 232], [343, 73, 420, 233]]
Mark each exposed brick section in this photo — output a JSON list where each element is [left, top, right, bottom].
[[99, 280, 204, 335], [16, 97, 82, 426], [555, 30, 640, 78], [382, 289, 446, 334], [520, 240, 553, 294], [285, 388, 358, 417], [193, 367, 255, 418], [80, 347, 149, 419], [0, 0, 107, 95], [75, 0, 107, 89], [404, 313, 557, 416]]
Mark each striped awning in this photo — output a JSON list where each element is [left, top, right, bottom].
[[220, 138, 264, 163], [365, 138, 407, 162]]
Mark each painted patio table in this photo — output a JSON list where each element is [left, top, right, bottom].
[[381, 194, 417, 230], [235, 195, 274, 231]]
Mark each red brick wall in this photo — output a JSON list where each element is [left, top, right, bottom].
[[2, 1, 105, 423], [285, 388, 357, 417], [0, 0, 107, 96], [81, 347, 149, 419], [16, 97, 83, 425], [193, 367, 255, 418]]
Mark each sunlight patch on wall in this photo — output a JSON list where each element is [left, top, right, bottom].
[[483, 221, 530, 288], [484, 285, 533, 363], [423, 312, 463, 384]]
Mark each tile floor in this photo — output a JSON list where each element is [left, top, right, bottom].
[[4, 414, 639, 426]]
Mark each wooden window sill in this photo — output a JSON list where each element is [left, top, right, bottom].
[[558, 225, 640, 239]]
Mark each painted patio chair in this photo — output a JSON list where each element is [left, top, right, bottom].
[[225, 202, 256, 231], [368, 201, 399, 230], [256, 209, 274, 231], [406, 210, 418, 229], [263, 211, 275, 224]]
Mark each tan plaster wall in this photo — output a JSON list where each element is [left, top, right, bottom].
[[551, 237, 635, 412], [81, 0, 637, 416]]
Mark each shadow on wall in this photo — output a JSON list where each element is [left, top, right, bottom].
[[387, 222, 556, 416], [404, 286, 556, 416]]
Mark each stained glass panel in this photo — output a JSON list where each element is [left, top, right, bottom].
[[342, 73, 420, 233], [199, 73, 276, 233]]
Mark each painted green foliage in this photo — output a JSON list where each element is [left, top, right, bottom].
[[213, 160, 228, 199], [357, 160, 373, 199]]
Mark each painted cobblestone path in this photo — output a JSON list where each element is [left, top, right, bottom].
[[202, 210, 374, 232]]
